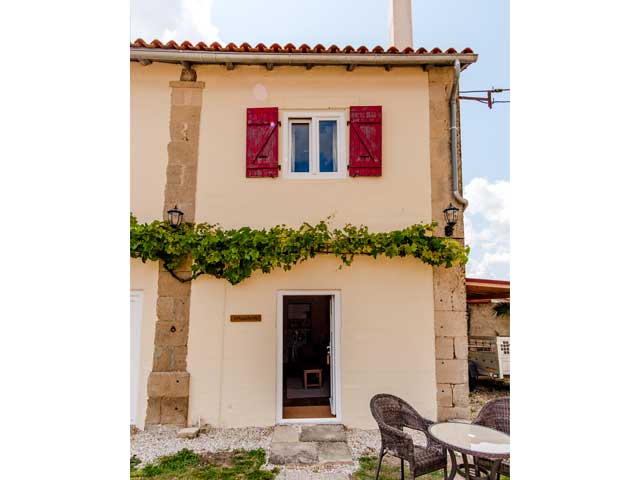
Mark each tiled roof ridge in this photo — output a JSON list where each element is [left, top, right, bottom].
[[130, 39, 474, 55]]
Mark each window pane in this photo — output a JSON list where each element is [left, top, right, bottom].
[[291, 123, 310, 172], [319, 120, 337, 172]]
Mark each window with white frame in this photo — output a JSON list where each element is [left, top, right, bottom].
[[282, 111, 346, 178]]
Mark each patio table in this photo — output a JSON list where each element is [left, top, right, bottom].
[[427, 422, 510, 480]]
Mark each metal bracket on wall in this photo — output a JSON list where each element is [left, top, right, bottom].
[[459, 88, 510, 109]]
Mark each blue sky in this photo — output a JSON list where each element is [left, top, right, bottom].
[[131, 0, 510, 279]]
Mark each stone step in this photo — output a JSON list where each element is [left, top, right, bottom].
[[299, 424, 347, 442], [269, 441, 352, 465], [270, 442, 319, 465], [269, 424, 352, 466], [273, 425, 300, 443], [317, 441, 351, 463]]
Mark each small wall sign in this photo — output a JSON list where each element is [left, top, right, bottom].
[[230, 314, 262, 322]]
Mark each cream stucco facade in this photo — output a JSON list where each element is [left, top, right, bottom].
[[130, 61, 467, 429], [187, 256, 436, 429]]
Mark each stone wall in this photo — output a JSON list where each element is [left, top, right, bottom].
[[469, 303, 510, 337], [145, 70, 204, 427], [428, 67, 470, 421]]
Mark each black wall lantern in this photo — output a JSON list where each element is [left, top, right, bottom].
[[443, 203, 460, 237], [167, 205, 184, 227]]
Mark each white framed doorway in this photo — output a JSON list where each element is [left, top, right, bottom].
[[130, 291, 143, 425], [276, 290, 342, 424]]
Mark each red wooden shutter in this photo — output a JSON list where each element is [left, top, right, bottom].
[[349, 106, 382, 177], [246, 107, 279, 177]]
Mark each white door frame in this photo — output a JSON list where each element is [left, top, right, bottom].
[[130, 290, 143, 425], [276, 290, 342, 424]]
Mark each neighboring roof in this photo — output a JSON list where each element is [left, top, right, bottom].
[[466, 277, 510, 302], [130, 40, 478, 69]]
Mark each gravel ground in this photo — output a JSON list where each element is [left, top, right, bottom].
[[469, 378, 510, 418], [130, 425, 404, 478], [130, 425, 273, 465], [346, 427, 428, 459]]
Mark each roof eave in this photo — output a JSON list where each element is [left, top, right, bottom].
[[130, 48, 478, 68]]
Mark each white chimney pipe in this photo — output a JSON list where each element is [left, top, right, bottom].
[[388, 0, 413, 50]]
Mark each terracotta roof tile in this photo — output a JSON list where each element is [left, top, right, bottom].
[[130, 39, 474, 55]]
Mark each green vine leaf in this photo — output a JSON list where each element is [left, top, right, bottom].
[[130, 213, 469, 285]]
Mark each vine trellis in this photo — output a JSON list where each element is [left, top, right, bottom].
[[130, 214, 469, 285]]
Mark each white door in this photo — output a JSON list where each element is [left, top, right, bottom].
[[329, 295, 336, 415], [130, 291, 143, 425]]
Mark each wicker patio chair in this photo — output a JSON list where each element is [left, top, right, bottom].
[[370, 394, 447, 480], [473, 396, 510, 476]]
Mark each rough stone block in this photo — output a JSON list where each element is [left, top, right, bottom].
[[435, 311, 467, 337], [435, 337, 454, 359], [181, 166, 198, 189], [436, 359, 468, 384], [452, 383, 470, 407], [166, 142, 197, 167], [166, 163, 184, 178], [171, 87, 203, 106], [145, 397, 161, 425], [152, 346, 170, 371], [300, 424, 346, 442], [174, 297, 191, 321], [177, 202, 196, 223], [147, 372, 190, 398], [158, 271, 191, 298], [160, 397, 189, 426], [429, 66, 454, 84], [172, 348, 189, 371], [317, 442, 352, 463], [169, 107, 202, 142], [269, 442, 318, 465], [433, 267, 466, 312], [178, 427, 200, 439], [437, 384, 453, 407], [169, 80, 205, 89], [272, 425, 299, 443], [162, 190, 184, 212], [454, 336, 468, 359], [154, 321, 189, 347], [166, 164, 185, 185], [438, 406, 470, 422], [152, 345, 188, 372], [156, 297, 174, 321]]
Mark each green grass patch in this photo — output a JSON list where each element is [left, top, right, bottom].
[[130, 455, 142, 472], [130, 448, 279, 479], [353, 455, 509, 480]]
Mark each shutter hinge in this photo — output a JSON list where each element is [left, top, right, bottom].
[[346, 120, 350, 126], [278, 164, 281, 171], [278, 121, 282, 126]]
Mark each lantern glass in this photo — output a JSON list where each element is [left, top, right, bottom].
[[443, 203, 459, 224], [167, 205, 184, 226]]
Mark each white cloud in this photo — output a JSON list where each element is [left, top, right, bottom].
[[464, 177, 510, 280], [131, 0, 221, 44]]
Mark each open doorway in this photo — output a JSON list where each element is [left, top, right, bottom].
[[277, 291, 341, 422]]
